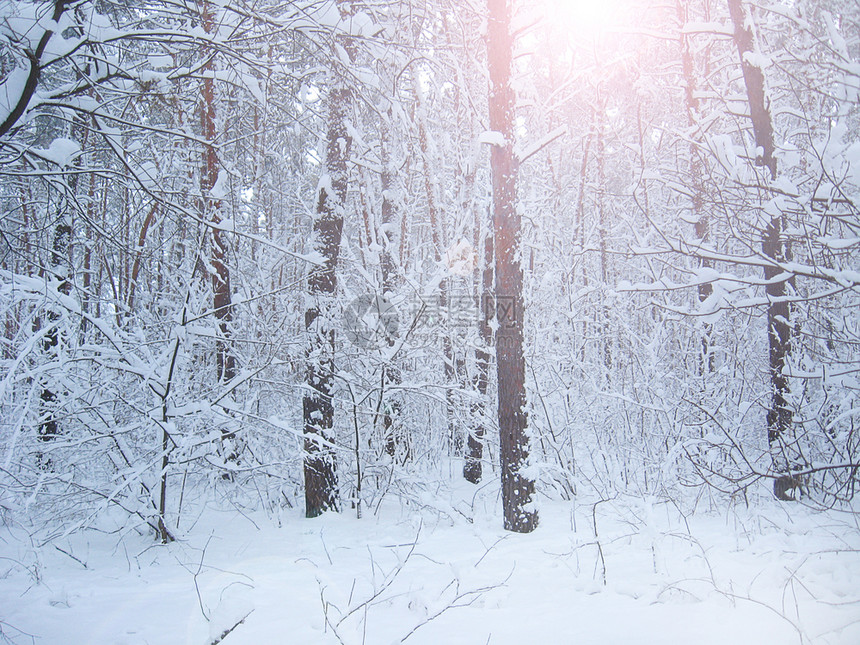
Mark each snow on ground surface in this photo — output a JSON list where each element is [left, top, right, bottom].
[[1, 481, 859, 645]]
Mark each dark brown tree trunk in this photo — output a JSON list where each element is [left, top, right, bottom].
[[487, 0, 537, 533], [303, 88, 348, 514], [201, 2, 237, 469], [727, 0, 794, 499], [303, 0, 354, 516], [201, 5, 234, 387], [127, 204, 157, 314]]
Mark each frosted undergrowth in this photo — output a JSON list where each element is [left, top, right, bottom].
[[1, 481, 858, 645]]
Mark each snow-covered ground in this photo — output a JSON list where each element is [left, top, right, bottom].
[[2, 482, 859, 645]]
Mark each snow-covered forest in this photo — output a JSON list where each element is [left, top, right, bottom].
[[1, 0, 859, 643]]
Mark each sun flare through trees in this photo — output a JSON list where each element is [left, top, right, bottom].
[[0, 0, 858, 618]]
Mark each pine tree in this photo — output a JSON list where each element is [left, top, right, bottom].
[[487, 0, 537, 533]]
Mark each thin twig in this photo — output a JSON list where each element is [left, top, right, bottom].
[[208, 610, 253, 645], [53, 545, 87, 569]]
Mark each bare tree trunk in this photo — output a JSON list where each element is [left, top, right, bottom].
[[303, 89, 347, 515], [201, 2, 237, 469], [677, 0, 715, 373], [303, 0, 355, 517], [727, 0, 794, 499], [81, 162, 98, 334], [595, 97, 611, 373], [414, 83, 460, 456], [380, 109, 405, 460], [487, 0, 537, 533], [127, 204, 157, 314], [36, 216, 71, 470], [574, 128, 593, 365], [201, 3, 234, 387], [36, 99, 86, 469], [465, 224, 492, 484]]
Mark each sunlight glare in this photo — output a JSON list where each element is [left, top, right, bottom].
[[550, 0, 626, 36]]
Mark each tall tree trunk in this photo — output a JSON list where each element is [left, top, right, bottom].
[[201, 2, 237, 468], [37, 215, 71, 470], [414, 82, 460, 456], [574, 128, 593, 365], [380, 108, 405, 460], [487, 0, 537, 533], [595, 97, 611, 373], [678, 0, 715, 373], [37, 100, 85, 469], [727, 0, 794, 499], [201, 3, 234, 387], [465, 223, 493, 484], [303, 0, 354, 517], [81, 161, 98, 335]]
